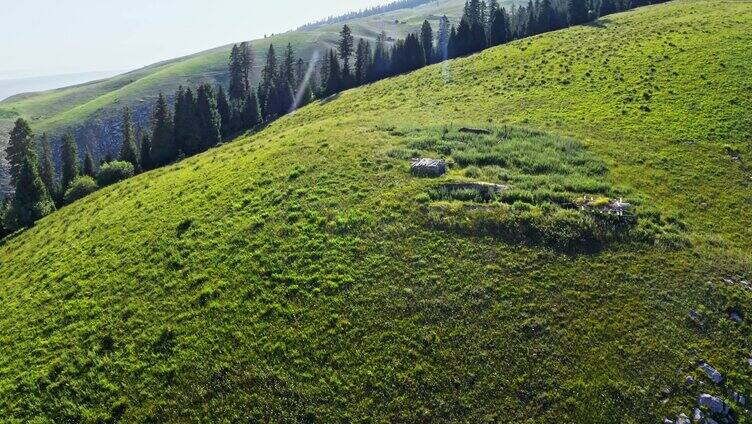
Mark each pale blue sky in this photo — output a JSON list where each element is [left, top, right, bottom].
[[0, 0, 393, 79]]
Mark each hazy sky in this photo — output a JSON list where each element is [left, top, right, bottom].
[[0, 0, 393, 80]]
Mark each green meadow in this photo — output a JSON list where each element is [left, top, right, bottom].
[[0, 0, 751, 422]]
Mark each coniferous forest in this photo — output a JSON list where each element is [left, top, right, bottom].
[[1, 0, 666, 235]]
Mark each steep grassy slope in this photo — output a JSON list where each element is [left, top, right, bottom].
[[1, 1, 751, 422]]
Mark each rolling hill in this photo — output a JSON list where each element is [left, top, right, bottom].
[[1, 0, 751, 422], [0, 0, 471, 154]]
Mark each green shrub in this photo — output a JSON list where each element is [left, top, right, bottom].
[[97, 161, 134, 187], [64, 176, 99, 204]]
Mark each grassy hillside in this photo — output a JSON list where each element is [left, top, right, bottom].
[[0, 0, 468, 141], [1, 0, 751, 422]]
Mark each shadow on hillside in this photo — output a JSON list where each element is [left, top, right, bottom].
[[585, 18, 612, 29], [319, 93, 341, 105]]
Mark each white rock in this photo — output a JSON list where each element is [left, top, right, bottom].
[[698, 394, 729, 415], [685, 375, 695, 385], [692, 407, 703, 422], [699, 362, 723, 384], [675, 413, 690, 424], [733, 391, 746, 406], [729, 312, 742, 323]]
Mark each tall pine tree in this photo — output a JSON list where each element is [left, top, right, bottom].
[[196, 84, 222, 149], [83, 150, 97, 178], [568, 0, 590, 25], [228, 44, 246, 102], [119, 107, 140, 171], [420, 20, 434, 64], [3, 156, 54, 230], [37, 133, 59, 204], [216, 85, 232, 138], [489, 7, 510, 46], [6, 118, 34, 186], [140, 133, 153, 171], [354, 39, 372, 85], [61, 133, 79, 192], [173, 87, 201, 155], [150, 93, 175, 166], [338, 25, 354, 88]]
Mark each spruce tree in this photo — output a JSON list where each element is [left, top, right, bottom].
[[242, 92, 261, 129], [489, 7, 510, 46], [196, 84, 222, 149], [174, 87, 201, 155], [369, 32, 390, 81], [259, 44, 278, 117], [239, 41, 254, 95], [228, 44, 246, 102], [454, 18, 472, 57], [37, 133, 59, 204], [140, 133, 153, 171], [338, 25, 354, 87], [568, 0, 590, 25], [83, 150, 97, 178], [354, 39, 372, 85], [277, 44, 296, 114], [539, 0, 556, 32], [216, 85, 232, 138], [6, 118, 34, 186], [526, 1, 538, 36], [324, 49, 342, 96], [150, 93, 175, 166], [119, 107, 140, 171], [61, 134, 79, 192], [3, 156, 54, 230], [447, 25, 458, 58], [420, 20, 434, 64]]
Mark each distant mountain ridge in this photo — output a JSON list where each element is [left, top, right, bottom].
[[0, 70, 125, 102]]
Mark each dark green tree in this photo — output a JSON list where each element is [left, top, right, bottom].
[[119, 107, 140, 171], [600, 0, 616, 15], [538, 0, 556, 32], [259, 44, 278, 118], [6, 118, 34, 186], [173, 87, 201, 155], [150, 93, 175, 166], [277, 43, 296, 114], [568, 0, 590, 25], [140, 133, 153, 171], [228, 44, 247, 102], [338, 25, 354, 87], [216, 85, 232, 138], [324, 49, 342, 97], [489, 7, 510, 46], [83, 150, 97, 178], [61, 134, 79, 192], [239, 42, 254, 95], [196, 84, 222, 149], [526, 1, 538, 36], [3, 156, 54, 230], [420, 20, 434, 64], [242, 91, 261, 129], [354, 39, 372, 85], [369, 32, 390, 81], [37, 133, 59, 204]]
